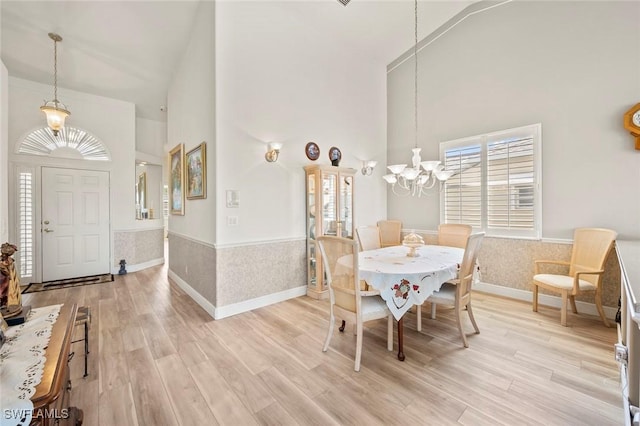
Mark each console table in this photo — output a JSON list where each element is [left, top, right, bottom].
[[31, 303, 83, 426]]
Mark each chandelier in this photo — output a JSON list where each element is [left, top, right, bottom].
[[40, 33, 70, 136], [382, 0, 453, 197]]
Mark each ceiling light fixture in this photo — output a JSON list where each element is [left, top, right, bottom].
[[40, 33, 70, 136], [382, 0, 453, 197]]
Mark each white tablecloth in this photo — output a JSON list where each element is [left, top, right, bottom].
[[359, 245, 463, 320], [0, 304, 62, 426]]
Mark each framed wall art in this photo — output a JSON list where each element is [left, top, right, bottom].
[[186, 142, 207, 199], [169, 143, 185, 215]]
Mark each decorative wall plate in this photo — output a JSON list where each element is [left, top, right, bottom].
[[305, 142, 320, 161], [329, 146, 342, 166]]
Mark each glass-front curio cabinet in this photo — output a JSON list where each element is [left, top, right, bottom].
[[304, 165, 356, 299]]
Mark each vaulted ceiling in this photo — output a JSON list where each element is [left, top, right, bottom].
[[1, 0, 474, 122]]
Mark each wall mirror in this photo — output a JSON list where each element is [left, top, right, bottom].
[[135, 163, 162, 220], [136, 172, 147, 219]]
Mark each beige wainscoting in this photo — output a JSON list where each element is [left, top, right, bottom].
[[114, 228, 165, 271], [216, 238, 306, 306], [405, 230, 620, 308], [168, 232, 217, 307], [167, 234, 306, 320]]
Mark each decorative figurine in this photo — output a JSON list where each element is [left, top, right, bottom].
[[0, 243, 22, 315], [119, 259, 127, 275], [1, 242, 29, 325]]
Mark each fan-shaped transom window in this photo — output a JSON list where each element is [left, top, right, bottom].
[[18, 127, 110, 161]]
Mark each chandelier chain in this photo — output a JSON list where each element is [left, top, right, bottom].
[[414, 0, 418, 150]]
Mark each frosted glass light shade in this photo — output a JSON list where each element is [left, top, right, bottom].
[[420, 160, 441, 171], [402, 168, 420, 181], [387, 164, 407, 174], [435, 169, 455, 181], [382, 174, 397, 184], [40, 102, 70, 135]]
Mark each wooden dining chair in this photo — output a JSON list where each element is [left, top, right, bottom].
[[355, 226, 382, 251], [424, 232, 485, 348], [437, 223, 472, 249], [317, 236, 393, 371], [377, 220, 402, 247], [532, 228, 617, 327], [417, 223, 473, 328]]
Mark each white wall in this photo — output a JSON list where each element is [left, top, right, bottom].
[[387, 0, 640, 239], [0, 61, 8, 243], [136, 117, 166, 159], [214, 2, 388, 245], [167, 0, 216, 244]]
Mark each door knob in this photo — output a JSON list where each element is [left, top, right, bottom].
[[43, 220, 50, 225], [43, 228, 54, 233]]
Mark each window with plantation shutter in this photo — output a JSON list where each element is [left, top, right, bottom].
[[440, 124, 541, 239], [17, 168, 35, 279], [443, 144, 482, 228]]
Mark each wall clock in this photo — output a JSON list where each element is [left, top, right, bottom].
[[623, 103, 640, 150], [305, 142, 320, 161]]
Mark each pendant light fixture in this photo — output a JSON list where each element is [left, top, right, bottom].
[[383, 0, 453, 197], [40, 32, 70, 136]]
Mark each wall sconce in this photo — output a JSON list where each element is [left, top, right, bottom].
[[265, 142, 282, 162], [361, 160, 377, 176]]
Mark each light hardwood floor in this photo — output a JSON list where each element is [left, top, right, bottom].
[[22, 263, 623, 425]]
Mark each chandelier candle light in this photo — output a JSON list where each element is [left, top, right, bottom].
[[383, 0, 453, 197], [40, 33, 70, 136]]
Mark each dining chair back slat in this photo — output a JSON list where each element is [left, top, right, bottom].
[[356, 226, 382, 251], [377, 220, 402, 247]]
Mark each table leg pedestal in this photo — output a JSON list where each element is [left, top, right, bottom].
[[397, 317, 405, 361]]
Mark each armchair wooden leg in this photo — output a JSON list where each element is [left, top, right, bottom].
[[561, 291, 568, 327], [595, 290, 611, 328], [455, 300, 469, 348], [532, 283, 538, 312], [416, 304, 422, 332], [466, 302, 480, 334], [430, 303, 437, 320], [569, 295, 578, 314]]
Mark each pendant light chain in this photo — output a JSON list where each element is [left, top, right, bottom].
[[414, 0, 418, 150], [53, 36, 58, 106], [40, 33, 70, 136]]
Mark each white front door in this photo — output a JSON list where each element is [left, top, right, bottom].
[[42, 167, 110, 282]]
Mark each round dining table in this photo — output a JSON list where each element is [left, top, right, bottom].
[[358, 244, 464, 361]]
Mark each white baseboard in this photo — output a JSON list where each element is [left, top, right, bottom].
[[214, 286, 308, 320], [111, 257, 164, 275], [167, 268, 308, 320], [167, 269, 217, 319], [474, 281, 617, 319]]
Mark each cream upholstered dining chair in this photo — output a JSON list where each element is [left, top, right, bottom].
[[425, 232, 485, 348], [532, 228, 617, 327], [377, 220, 402, 247], [317, 236, 393, 372], [355, 226, 382, 251], [417, 223, 473, 328]]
